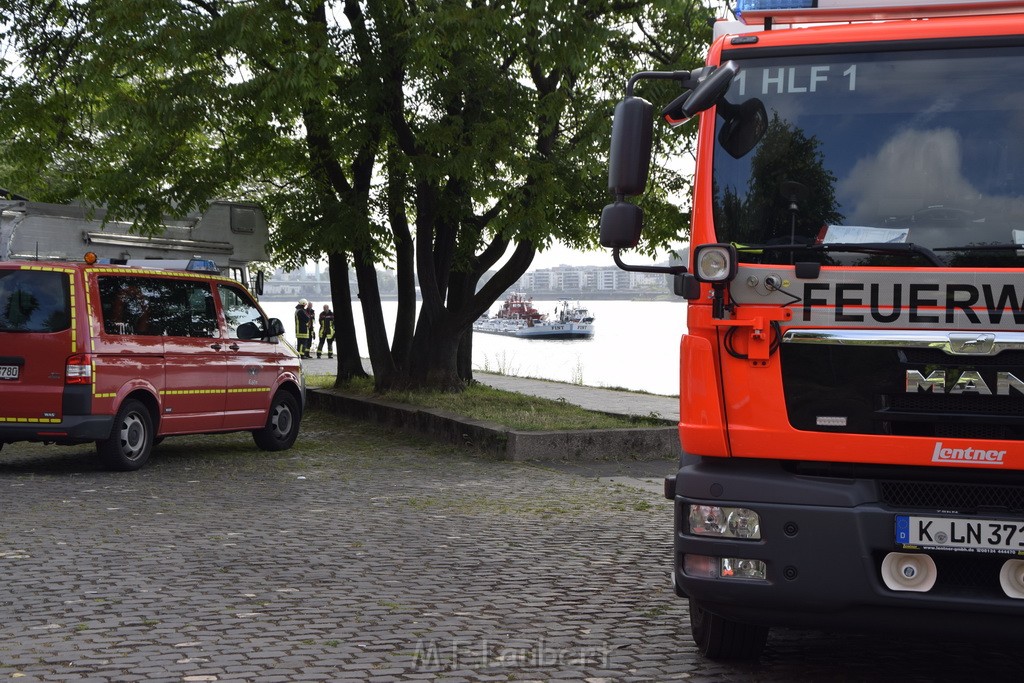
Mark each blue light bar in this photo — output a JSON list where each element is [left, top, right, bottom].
[[736, 0, 815, 20], [734, 0, 1024, 25]]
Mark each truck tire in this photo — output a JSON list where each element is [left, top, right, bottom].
[[689, 599, 769, 661], [97, 399, 154, 471], [252, 390, 301, 451]]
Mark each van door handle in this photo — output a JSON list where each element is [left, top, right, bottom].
[[210, 343, 222, 350], [228, 343, 240, 351]]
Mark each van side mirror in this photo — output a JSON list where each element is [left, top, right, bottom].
[[237, 321, 261, 340], [268, 317, 286, 338]]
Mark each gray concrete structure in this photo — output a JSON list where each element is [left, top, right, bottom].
[[303, 358, 682, 467]]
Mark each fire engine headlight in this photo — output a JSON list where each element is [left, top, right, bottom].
[[688, 504, 761, 539], [693, 243, 738, 283]]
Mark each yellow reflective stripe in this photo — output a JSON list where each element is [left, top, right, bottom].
[[84, 272, 98, 352], [68, 281, 78, 352], [161, 389, 222, 396], [84, 266, 237, 284], [158, 388, 271, 396], [19, 265, 75, 273], [0, 417, 62, 424], [94, 393, 117, 399]]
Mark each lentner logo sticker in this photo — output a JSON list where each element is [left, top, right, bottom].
[[932, 442, 1006, 466]]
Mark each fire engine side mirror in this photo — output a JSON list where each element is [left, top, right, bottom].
[[600, 201, 643, 249], [608, 97, 654, 197], [661, 61, 739, 124], [255, 270, 265, 296], [718, 97, 768, 159]]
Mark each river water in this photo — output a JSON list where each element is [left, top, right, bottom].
[[261, 298, 687, 396]]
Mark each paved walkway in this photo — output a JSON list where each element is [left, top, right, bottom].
[[299, 356, 680, 422], [3, 415, 1020, 681]]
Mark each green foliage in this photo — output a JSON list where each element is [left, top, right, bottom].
[[2, 0, 708, 243], [1, 0, 712, 385]]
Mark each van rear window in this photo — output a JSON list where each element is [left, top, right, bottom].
[[0, 270, 71, 333]]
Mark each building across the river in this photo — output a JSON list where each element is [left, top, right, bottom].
[[261, 252, 685, 300]]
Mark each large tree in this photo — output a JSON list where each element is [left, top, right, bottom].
[[0, 0, 710, 391]]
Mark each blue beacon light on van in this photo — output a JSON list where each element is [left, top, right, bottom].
[[735, 0, 815, 19], [186, 258, 221, 273]]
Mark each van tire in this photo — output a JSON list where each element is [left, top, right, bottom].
[[97, 399, 154, 471], [253, 391, 300, 451], [689, 599, 768, 661]]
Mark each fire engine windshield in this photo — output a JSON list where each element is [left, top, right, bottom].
[[712, 43, 1024, 267]]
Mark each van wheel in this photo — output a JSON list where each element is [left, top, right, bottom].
[[253, 391, 301, 451], [689, 599, 768, 661], [97, 399, 154, 471]]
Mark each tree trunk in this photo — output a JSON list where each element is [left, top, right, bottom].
[[353, 249, 397, 390], [449, 269, 478, 383], [388, 144, 416, 373], [409, 308, 464, 391], [327, 252, 367, 384]]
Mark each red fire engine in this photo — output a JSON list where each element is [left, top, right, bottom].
[[602, 0, 1024, 660]]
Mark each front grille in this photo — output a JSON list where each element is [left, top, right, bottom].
[[781, 343, 1024, 440], [901, 349, 1024, 367], [880, 480, 1024, 513], [889, 393, 1024, 417]]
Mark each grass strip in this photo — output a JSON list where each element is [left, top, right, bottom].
[[306, 374, 670, 432]]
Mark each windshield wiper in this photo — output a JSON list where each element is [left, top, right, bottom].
[[932, 243, 1024, 253], [735, 242, 944, 267]]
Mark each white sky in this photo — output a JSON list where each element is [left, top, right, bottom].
[[527, 241, 687, 270]]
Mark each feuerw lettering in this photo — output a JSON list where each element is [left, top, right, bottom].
[[932, 442, 1006, 466], [801, 282, 1024, 324]]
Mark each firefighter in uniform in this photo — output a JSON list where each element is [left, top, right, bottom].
[[305, 300, 316, 353], [295, 298, 313, 358], [317, 304, 336, 359]]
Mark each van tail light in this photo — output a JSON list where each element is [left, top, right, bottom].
[[66, 354, 93, 385]]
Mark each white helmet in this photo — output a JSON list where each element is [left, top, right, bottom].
[[299, 298, 308, 306]]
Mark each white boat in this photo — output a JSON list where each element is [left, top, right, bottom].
[[472, 294, 595, 339]]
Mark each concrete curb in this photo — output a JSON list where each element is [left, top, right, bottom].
[[307, 388, 681, 462]]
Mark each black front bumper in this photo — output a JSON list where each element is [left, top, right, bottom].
[[670, 458, 1024, 638]]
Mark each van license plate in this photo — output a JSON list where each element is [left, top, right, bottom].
[[896, 515, 1024, 554], [0, 365, 18, 380]]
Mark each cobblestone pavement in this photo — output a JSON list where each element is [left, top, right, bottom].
[[1, 411, 1023, 682]]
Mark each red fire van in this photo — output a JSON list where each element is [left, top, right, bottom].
[[0, 259, 304, 470]]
